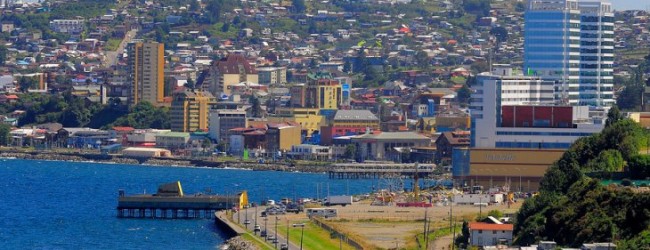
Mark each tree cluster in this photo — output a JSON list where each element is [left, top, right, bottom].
[[514, 115, 650, 248], [110, 101, 170, 129]]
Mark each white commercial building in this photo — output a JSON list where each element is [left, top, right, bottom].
[[470, 66, 604, 149], [49, 19, 85, 34]]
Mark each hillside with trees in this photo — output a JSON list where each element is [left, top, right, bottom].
[[514, 110, 650, 249]]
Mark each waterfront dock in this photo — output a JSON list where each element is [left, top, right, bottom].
[[117, 181, 248, 219], [327, 163, 437, 179]]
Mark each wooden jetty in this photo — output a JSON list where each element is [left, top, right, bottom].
[[117, 181, 248, 219], [327, 163, 437, 179]]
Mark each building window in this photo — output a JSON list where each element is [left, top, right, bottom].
[[478, 230, 482, 234]]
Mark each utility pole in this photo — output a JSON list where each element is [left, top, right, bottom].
[[423, 207, 429, 249]]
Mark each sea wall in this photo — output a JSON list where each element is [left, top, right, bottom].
[[0, 149, 333, 173]]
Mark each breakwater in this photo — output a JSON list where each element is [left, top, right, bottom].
[[0, 149, 333, 173]]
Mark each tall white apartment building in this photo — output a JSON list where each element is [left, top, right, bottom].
[[578, 0, 615, 106]]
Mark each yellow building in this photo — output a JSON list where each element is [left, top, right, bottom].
[[269, 108, 325, 136], [305, 72, 342, 110], [628, 112, 650, 129], [128, 42, 165, 106], [267, 123, 302, 152], [209, 54, 258, 95], [170, 90, 217, 132]]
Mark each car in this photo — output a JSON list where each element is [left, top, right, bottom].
[[280, 243, 288, 250], [272, 239, 279, 244], [244, 220, 251, 225], [254, 225, 261, 232], [260, 230, 267, 237], [267, 235, 276, 241]]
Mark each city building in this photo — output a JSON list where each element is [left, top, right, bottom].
[[462, 66, 605, 189], [435, 131, 470, 164], [266, 123, 302, 152], [577, 0, 615, 106], [470, 67, 603, 149], [257, 67, 287, 85], [207, 54, 258, 95], [155, 132, 191, 150], [524, 0, 614, 106], [170, 90, 217, 132], [288, 144, 332, 160], [468, 222, 513, 247], [321, 110, 380, 145], [269, 108, 325, 137], [351, 131, 431, 161], [289, 84, 307, 108], [305, 72, 342, 110], [524, 0, 581, 105], [208, 110, 247, 143], [49, 19, 85, 34], [128, 42, 165, 106]]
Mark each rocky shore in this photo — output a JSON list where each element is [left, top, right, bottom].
[[0, 150, 333, 173], [220, 236, 259, 250]]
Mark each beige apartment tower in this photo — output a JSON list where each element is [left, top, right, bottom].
[[128, 42, 165, 106]]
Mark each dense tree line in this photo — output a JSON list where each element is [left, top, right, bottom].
[[0, 94, 169, 130], [514, 111, 650, 248], [109, 101, 170, 129]]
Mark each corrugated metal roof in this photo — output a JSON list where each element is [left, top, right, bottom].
[[333, 110, 379, 121]]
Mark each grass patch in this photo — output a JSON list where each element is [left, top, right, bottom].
[[208, 22, 240, 40], [241, 233, 276, 250], [104, 38, 122, 51], [411, 225, 462, 249], [276, 220, 356, 250]]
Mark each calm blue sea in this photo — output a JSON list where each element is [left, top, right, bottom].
[[0, 159, 379, 249]]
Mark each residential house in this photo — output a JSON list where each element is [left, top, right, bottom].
[[435, 131, 470, 164]]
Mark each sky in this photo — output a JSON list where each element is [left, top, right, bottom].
[[611, 0, 650, 10]]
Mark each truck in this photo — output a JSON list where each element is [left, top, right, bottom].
[[323, 195, 353, 206]]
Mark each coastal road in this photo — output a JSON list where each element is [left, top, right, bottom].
[[234, 207, 302, 250]]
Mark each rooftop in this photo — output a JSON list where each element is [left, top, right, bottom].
[[469, 222, 513, 231], [334, 110, 379, 121]]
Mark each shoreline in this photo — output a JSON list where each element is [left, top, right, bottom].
[[0, 149, 333, 174]]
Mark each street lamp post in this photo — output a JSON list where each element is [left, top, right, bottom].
[[275, 216, 279, 248], [264, 217, 268, 240], [255, 205, 259, 235], [293, 223, 306, 250], [286, 219, 290, 248]]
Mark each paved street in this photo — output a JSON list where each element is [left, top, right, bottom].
[[103, 29, 137, 67], [234, 206, 302, 250]]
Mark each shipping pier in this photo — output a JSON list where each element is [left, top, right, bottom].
[[327, 163, 438, 179], [117, 181, 248, 219]]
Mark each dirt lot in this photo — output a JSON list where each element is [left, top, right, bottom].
[[284, 201, 522, 249]]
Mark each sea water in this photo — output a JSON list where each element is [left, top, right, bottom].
[[0, 159, 379, 249]]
